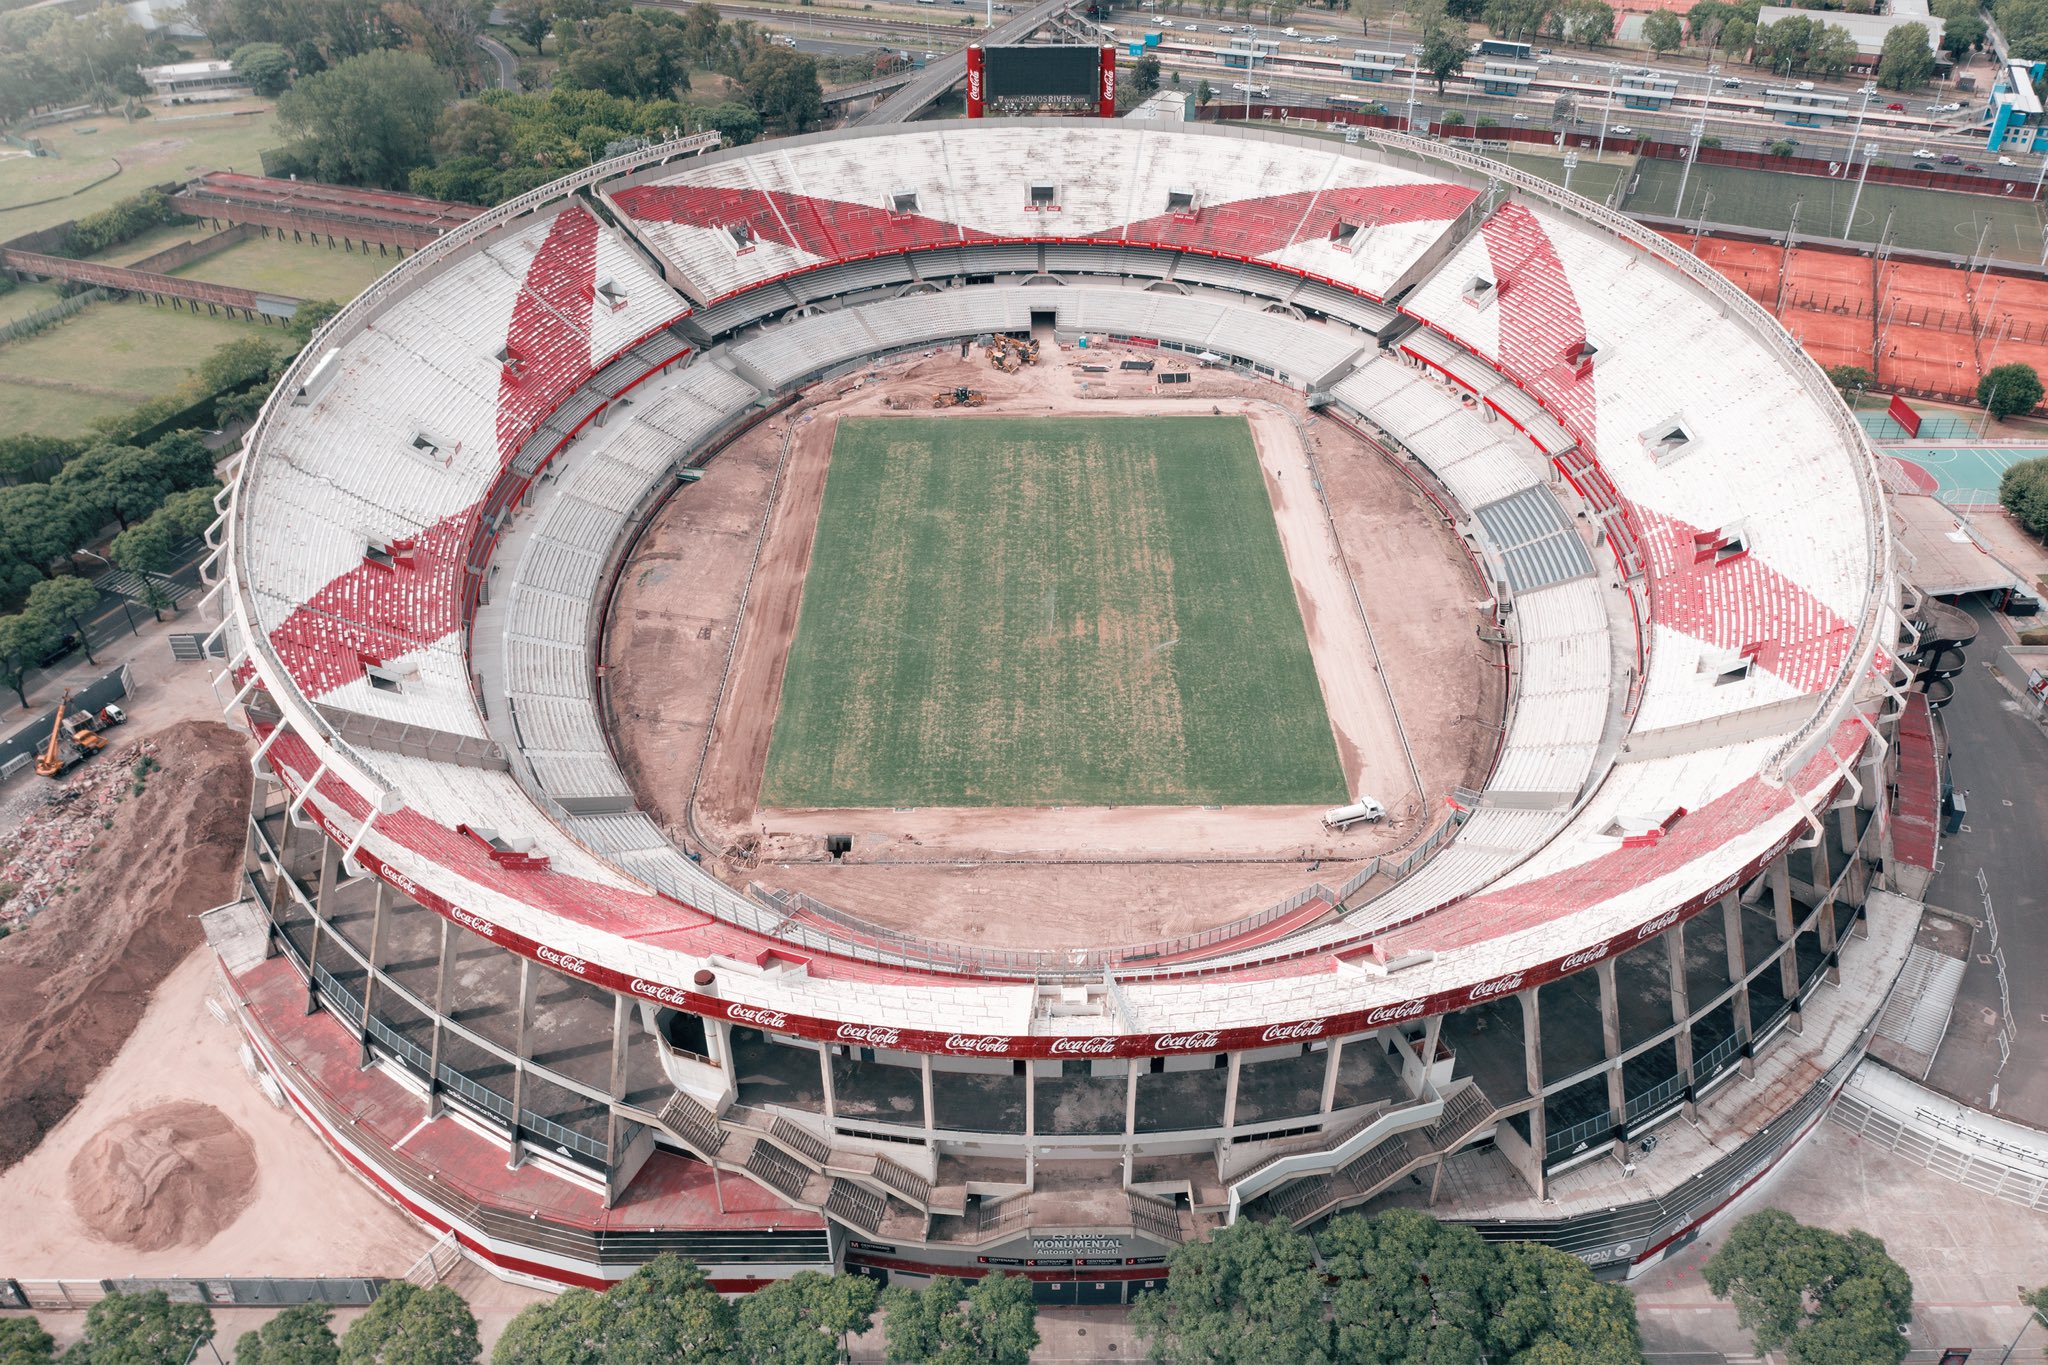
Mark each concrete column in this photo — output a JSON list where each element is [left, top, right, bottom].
[[426, 918, 455, 1119], [303, 840, 339, 1015], [923, 1055, 937, 1136], [243, 772, 270, 876], [605, 991, 633, 1201], [1221, 1052, 1243, 1130], [1022, 1062, 1035, 1139], [1813, 838, 1841, 981], [1665, 922, 1696, 1121], [268, 804, 298, 929], [1518, 988, 1547, 1200], [1771, 853, 1801, 1019], [1836, 801, 1858, 856], [1721, 893, 1755, 1078], [1125, 1061, 1141, 1138], [1596, 958, 1625, 1153], [820, 1045, 838, 1120], [356, 881, 389, 1065], [1320, 1038, 1345, 1115], [507, 957, 535, 1168]]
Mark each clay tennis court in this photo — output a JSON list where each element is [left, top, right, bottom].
[[1663, 229, 2048, 411]]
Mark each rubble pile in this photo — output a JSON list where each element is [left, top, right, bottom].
[[0, 740, 160, 928]]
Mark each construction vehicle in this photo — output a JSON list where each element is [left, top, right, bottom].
[[35, 691, 83, 778], [984, 335, 1039, 372], [932, 387, 985, 408]]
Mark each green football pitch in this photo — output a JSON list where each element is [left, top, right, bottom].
[[760, 415, 1348, 809]]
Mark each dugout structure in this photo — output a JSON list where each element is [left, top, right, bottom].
[[207, 121, 1934, 1297]]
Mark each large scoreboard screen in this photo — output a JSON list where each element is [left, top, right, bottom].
[[983, 45, 1100, 100]]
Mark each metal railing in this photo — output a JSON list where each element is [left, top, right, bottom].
[[1545, 1108, 1614, 1159], [1624, 1073, 1687, 1126], [1694, 1031, 1744, 1084]]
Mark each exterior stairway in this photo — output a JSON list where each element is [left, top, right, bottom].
[[1251, 1081, 1499, 1229]]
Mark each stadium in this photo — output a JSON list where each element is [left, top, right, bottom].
[[201, 118, 1932, 1298]]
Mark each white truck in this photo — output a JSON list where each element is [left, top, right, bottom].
[[1323, 796, 1387, 830]]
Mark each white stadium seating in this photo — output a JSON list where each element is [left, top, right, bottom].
[[225, 123, 1890, 1043]]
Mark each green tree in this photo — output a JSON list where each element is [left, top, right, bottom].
[[0, 482, 90, 582], [492, 1286, 609, 1365], [1939, 11, 1985, 54], [1644, 9, 1684, 50], [512, 0, 553, 50], [1418, 23, 1467, 91], [1825, 363, 1874, 392], [1321, 1210, 1494, 1364], [338, 1284, 481, 1365], [1488, 1241, 1645, 1364], [691, 99, 761, 145], [881, 1274, 1039, 1365], [234, 1304, 341, 1365], [1876, 19, 1934, 86], [1196, 76, 1214, 106], [735, 1271, 878, 1365], [110, 512, 184, 619], [277, 50, 454, 188], [288, 298, 345, 344], [1703, 1209, 1912, 1365], [1720, 13, 1755, 55], [66, 1290, 214, 1365], [0, 612, 61, 708], [559, 11, 691, 100], [1132, 1219, 1329, 1364], [232, 40, 295, 93], [0, 435, 85, 484], [741, 45, 824, 131], [27, 576, 99, 664], [1980, 362, 2044, 420], [1131, 51, 1162, 100], [0, 1316, 55, 1365]]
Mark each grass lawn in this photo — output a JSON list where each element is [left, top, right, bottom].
[[0, 282, 67, 326], [0, 297, 274, 436], [762, 415, 1347, 809], [0, 103, 278, 239], [172, 234, 396, 300]]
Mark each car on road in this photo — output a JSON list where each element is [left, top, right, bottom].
[[1932, 101, 1963, 112], [1939, 153, 1962, 164], [1913, 160, 1934, 169], [1885, 102, 1904, 111], [1964, 164, 1985, 173], [1610, 124, 1634, 135], [1913, 147, 1937, 158], [1721, 77, 1743, 87], [1512, 112, 1530, 120], [1998, 155, 2019, 166]]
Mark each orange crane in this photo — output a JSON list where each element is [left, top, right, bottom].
[[35, 691, 80, 778]]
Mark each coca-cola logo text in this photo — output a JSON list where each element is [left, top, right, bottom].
[[837, 1023, 902, 1048], [1634, 908, 1682, 941], [727, 1003, 789, 1029], [1560, 942, 1611, 971], [537, 945, 587, 975], [1260, 1019, 1327, 1043], [631, 977, 690, 1007], [1364, 1000, 1425, 1026], [944, 1035, 1011, 1054], [1467, 971, 1526, 1001], [450, 906, 495, 939], [1153, 1031, 1221, 1052], [1050, 1036, 1114, 1056]]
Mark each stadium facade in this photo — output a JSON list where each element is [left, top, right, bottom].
[[201, 120, 1937, 1296]]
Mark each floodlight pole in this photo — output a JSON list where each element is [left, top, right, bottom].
[[1843, 144, 1873, 241], [1676, 118, 1706, 219]]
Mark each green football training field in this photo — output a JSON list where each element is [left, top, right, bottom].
[[761, 415, 1347, 809]]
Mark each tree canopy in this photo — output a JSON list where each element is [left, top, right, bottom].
[[879, 1274, 1040, 1365], [1999, 456, 2048, 540], [1134, 1210, 1644, 1365], [558, 10, 692, 101], [339, 1284, 481, 1365], [1980, 362, 2044, 420], [1702, 1208, 1912, 1365], [277, 50, 454, 188], [235, 1304, 341, 1365], [741, 46, 826, 133], [65, 1290, 215, 1365], [734, 1270, 878, 1365], [1876, 20, 1936, 88], [0, 1316, 55, 1365]]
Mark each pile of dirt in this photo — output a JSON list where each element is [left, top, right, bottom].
[[66, 1100, 257, 1250], [0, 719, 251, 1169]]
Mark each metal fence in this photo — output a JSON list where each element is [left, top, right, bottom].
[[0, 1277, 387, 1310]]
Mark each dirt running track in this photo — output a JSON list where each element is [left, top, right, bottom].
[[605, 343, 1503, 947]]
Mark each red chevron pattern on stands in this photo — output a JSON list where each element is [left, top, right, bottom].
[[267, 208, 603, 696], [611, 182, 1478, 270], [1103, 183, 1480, 257], [611, 184, 987, 258], [1481, 202, 1597, 444], [1638, 510, 1857, 695]]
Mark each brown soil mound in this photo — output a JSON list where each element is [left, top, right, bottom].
[[66, 1100, 257, 1250], [0, 720, 250, 1169]]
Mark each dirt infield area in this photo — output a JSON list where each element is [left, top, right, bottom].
[[603, 342, 1503, 946], [0, 720, 250, 1169]]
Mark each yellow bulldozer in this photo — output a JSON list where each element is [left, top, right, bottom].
[[932, 387, 986, 408]]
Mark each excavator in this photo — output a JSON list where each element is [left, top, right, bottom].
[[931, 387, 985, 408], [984, 335, 1040, 372]]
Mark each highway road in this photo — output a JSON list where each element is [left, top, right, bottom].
[[861, 0, 1084, 123], [477, 33, 521, 91]]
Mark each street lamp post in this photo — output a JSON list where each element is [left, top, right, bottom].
[[1596, 60, 1617, 156]]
